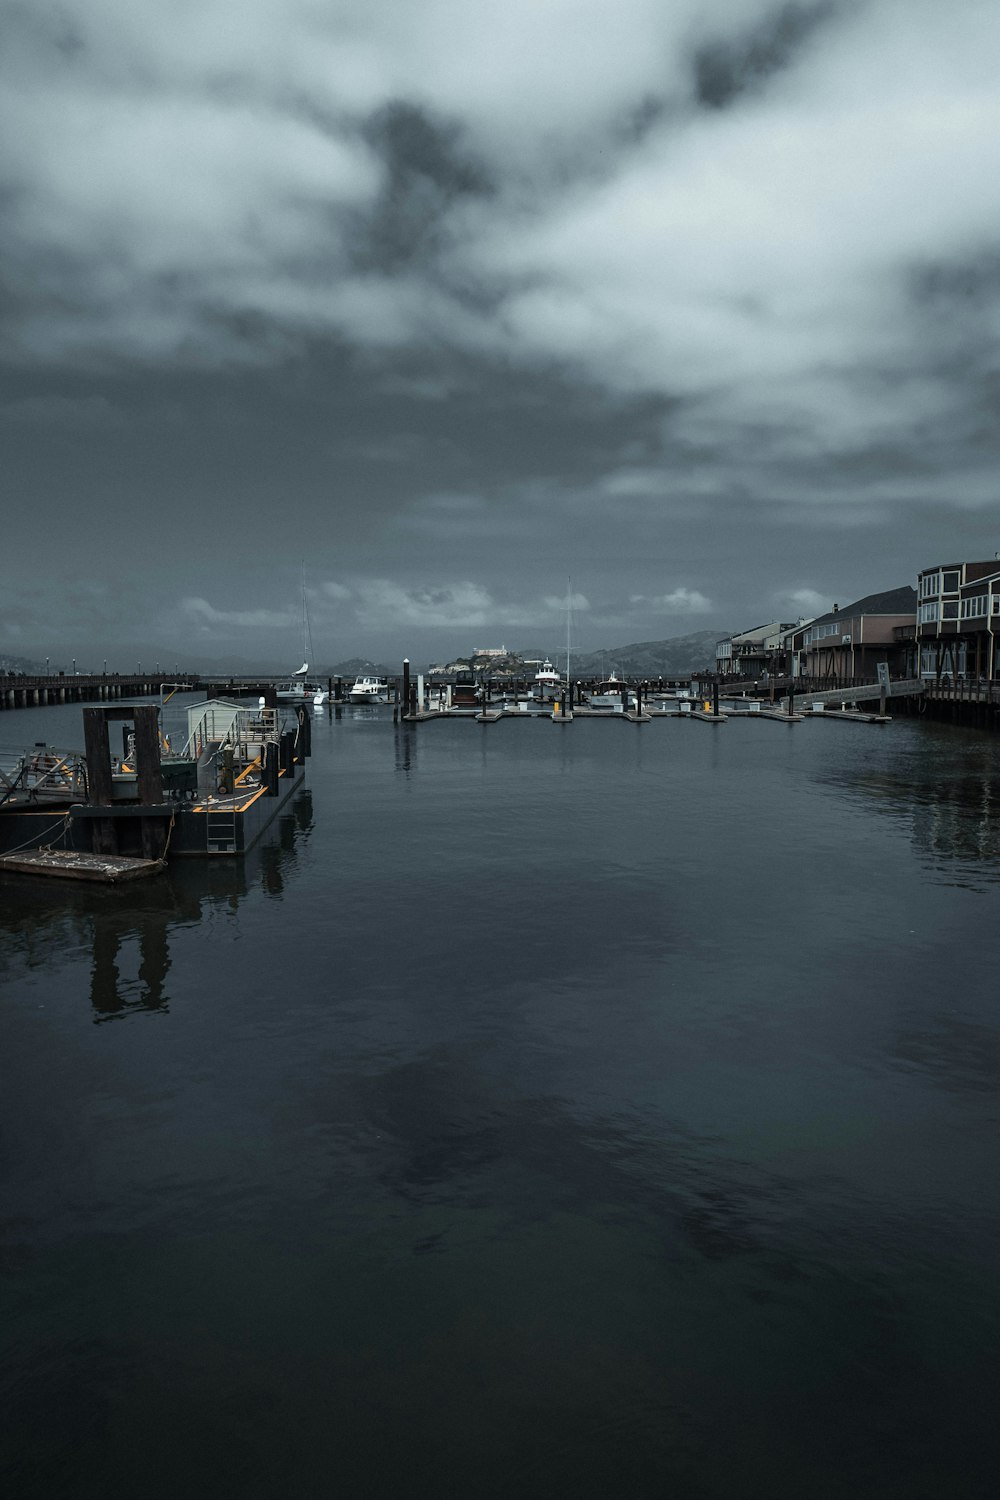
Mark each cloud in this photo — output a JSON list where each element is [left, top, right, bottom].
[[543, 592, 590, 613], [784, 587, 829, 615], [4, 0, 1000, 579], [179, 597, 298, 631], [635, 588, 713, 613], [350, 579, 508, 630]]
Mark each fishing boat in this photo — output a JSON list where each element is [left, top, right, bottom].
[[532, 660, 562, 698]]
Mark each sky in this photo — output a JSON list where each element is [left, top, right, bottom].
[[2, 0, 999, 669]]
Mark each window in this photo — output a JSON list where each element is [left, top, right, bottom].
[[993, 596, 1000, 615], [960, 595, 988, 619], [918, 601, 938, 624], [942, 571, 960, 593], [919, 572, 941, 599], [942, 601, 959, 619]]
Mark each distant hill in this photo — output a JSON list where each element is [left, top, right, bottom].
[[571, 630, 722, 678], [328, 658, 396, 678], [0, 652, 45, 675]]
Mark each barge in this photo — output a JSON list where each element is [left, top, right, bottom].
[[0, 698, 309, 876]]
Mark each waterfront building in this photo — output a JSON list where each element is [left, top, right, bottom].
[[916, 560, 1000, 680], [715, 622, 795, 678], [794, 586, 916, 680]]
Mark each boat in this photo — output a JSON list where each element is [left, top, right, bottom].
[[532, 660, 562, 698], [276, 674, 328, 704], [449, 670, 481, 710], [277, 567, 329, 703], [584, 673, 636, 711], [348, 674, 391, 704]]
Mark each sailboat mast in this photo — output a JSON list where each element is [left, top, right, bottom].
[[565, 576, 572, 685]]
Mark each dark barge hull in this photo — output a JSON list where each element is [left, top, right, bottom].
[[0, 768, 304, 862]]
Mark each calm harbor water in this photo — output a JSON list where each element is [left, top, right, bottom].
[[2, 699, 999, 1497]]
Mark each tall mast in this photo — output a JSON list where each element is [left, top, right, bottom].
[[565, 576, 572, 685]]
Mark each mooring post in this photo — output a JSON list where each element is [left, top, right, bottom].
[[296, 706, 311, 758], [265, 741, 279, 795], [402, 659, 410, 719], [880, 683, 887, 718], [713, 682, 720, 717], [220, 747, 235, 796], [133, 706, 164, 805], [788, 688, 795, 718], [82, 708, 118, 855]]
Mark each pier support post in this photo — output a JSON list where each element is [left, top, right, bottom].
[[402, 659, 410, 718], [713, 683, 720, 718], [82, 709, 118, 855]]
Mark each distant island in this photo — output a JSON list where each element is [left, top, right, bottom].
[[431, 630, 720, 679], [2, 632, 723, 682]]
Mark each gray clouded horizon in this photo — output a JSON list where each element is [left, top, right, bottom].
[[2, 0, 999, 668]]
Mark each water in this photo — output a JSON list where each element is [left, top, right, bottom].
[[2, 701, 999, 1497]]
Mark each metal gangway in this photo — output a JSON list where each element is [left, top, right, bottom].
[[0, 744, 88, 807]]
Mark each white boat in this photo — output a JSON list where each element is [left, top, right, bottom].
[[348, 674, 391, 704], [533, 660, 562, 698], [277, 568, 329, 703], [276, 672, 328, 704], [585, 672, 635, 711]]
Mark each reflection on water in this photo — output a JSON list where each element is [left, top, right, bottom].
[[0, 791, 312, 1022], [3, 710, 1000, 1497], [813, 725, 1000, 879]]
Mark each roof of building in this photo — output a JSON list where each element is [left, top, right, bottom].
[[806, 585, 916, 630]]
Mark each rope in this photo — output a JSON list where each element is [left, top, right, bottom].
[[2, 812, 72, 857], [160, 810, 177, 861]]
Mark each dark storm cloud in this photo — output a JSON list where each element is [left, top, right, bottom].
[[694, 1, 848, 110], [2, 0, 1000, 664], [354, 103, 492, 275]]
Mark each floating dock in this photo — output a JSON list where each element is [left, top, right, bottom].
[[0, 849, 164, 883]]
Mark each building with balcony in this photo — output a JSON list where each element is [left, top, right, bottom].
[[916, 561, 1000, 679]]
